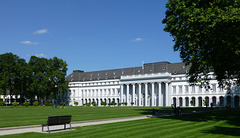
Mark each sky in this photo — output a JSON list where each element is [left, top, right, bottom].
[[0, 0, 181, 75]]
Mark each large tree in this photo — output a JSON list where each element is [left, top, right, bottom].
[[0, 53, 28, 103], [162, 0, 240, 87]]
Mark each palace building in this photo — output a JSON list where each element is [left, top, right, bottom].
[[66, 61, 240, 107]]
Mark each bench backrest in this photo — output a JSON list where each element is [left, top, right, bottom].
[[47, 115, 72, 126]]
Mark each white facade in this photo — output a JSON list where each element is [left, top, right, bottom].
[[68, 72, 240, 107]]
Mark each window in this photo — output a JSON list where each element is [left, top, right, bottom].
[[192, 86, 195, 93], [199, 86, 202, 93], [185, 85, 189, 93], [173, 86, 176, 94], [212, 84, 216, 92], [179, 85, 182, 93], [219, 87, 224, 92], [73, 90, 75, 96]]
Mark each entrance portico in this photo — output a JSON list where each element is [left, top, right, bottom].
[[120, 73, 171, 107]]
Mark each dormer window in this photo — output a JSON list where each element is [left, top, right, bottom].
[[162, 67, 165, 70], [174, 71, 177, 74]]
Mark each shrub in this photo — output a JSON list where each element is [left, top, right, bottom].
[[0, 101, 5, 107], [33, 101, 39, 107], [92, 101, 97, 106], [124, 102, 127, 106], [101, 101, 106, 106], [74, 102, 78, 106], [45, 101, 53, 106], [85, 103, 91, 106], [12, 102, 19, 107], [131, 102, 134, 106], [23, 102, 30, 107], [190, 100, 195, 106], [60, 102, 66, 106], [118, 103, 121, 106]]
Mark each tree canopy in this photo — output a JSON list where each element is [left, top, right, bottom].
[[0, 53, 68, 105], [163, 0, 240, 87]]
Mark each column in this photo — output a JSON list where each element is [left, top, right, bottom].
[[165, 82, 169, 106], [138, 83, 141, 106], [196, 97, 199, 107], [224, 96, 226, 106], [126, 84, 129, 106], [158, 82, 161, 106], [120, 85, 124, 103], [145, 83, 148, 106], [183, 97, 186, 107], [216, 96, 220, 106], [132, 84, 135, 106], [151, 82, 154, 106], [209, 96, 212, 106]]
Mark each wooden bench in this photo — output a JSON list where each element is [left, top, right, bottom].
[[42, 115, 72, 133]]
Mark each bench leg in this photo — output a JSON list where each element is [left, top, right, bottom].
[[42, 125, 44, 132], [70, 123, 72, 130], [47, 126, 50, 133], [64, 124, 66, 130]]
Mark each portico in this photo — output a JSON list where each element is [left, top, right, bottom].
[[120, 72, 171, 107]]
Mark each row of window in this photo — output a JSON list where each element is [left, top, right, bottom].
[[172, 84, 222, 94], [69, 81, 119, 86], [70, 88, 120, 97]]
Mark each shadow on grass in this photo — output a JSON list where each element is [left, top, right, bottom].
[[161, 108, 240, 137], [202, 126, 240, 136]]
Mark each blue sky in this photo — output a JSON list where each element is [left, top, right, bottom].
[[0, 0, 181, 75]]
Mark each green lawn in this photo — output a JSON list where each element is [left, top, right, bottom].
[[1, 108, 240, 138], [0, 106, 168, 128], [0, 106, 213, 128]]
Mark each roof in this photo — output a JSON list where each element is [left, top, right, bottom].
[[66, 61, 190, 82]]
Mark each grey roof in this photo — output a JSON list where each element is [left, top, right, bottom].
[[66, 61, 190, 82]]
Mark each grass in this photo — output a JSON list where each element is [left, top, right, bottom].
[[0, 106, 169, 128], [0, 106, 216, 128], [1, 108, 240, 138]]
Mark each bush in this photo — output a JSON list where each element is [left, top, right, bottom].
[[12, 102, 19, 107], [92, 101, 97, 106], [33, 101, 39, 107], [45, 101, 53, 106], [60, 102, 66, 106], [101, 101, 107, 106], [124, 102, 127, 106], [118, 103, 121, 106], [131, 102, 134, 106], [23, 102, 30, 107], [85, 103, 91, 106], [0, 101, 5, 106], [74, 102, 78, 106]]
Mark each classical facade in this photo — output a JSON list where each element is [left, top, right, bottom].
[[66, 62, 240, 107]]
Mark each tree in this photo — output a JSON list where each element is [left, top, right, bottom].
[[163, 0, 240, 88], [0, 53, 28, 104]]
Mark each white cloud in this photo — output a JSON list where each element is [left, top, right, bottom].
[[34, 53, 47, 57], [133, 37, 143, 42], [34, 29, 48, 34], [21, 41, 38, 45]]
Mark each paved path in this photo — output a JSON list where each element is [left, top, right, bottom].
[[0, 116, 151, 136]]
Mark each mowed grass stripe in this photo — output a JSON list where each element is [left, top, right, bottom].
[[143, 121, 212, 137], [65, 118, 178, 137], [87, 118, 191, 138]]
